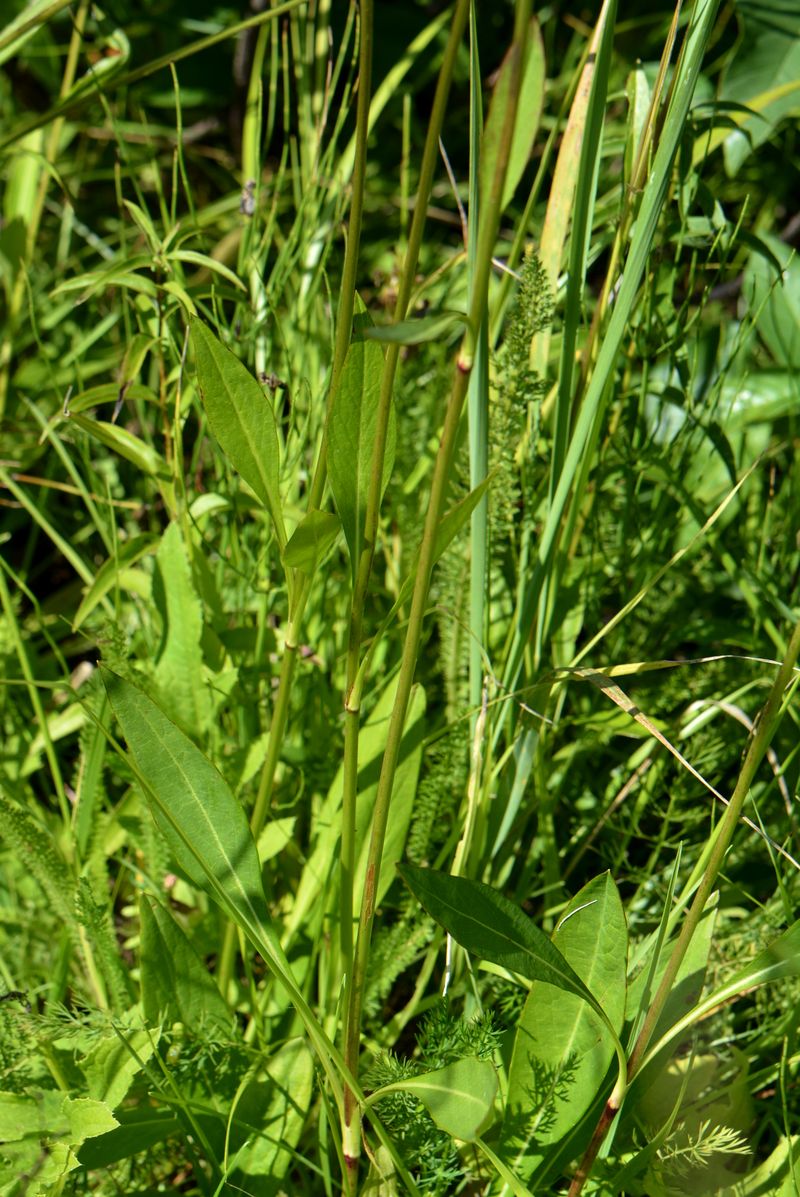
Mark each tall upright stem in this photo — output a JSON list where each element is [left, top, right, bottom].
[[340, 1, 532, 1179]]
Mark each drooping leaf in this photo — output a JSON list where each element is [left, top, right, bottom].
[[283, 508, 341, 573], [139, 896, 231, 1034], [191, 318, 286, 546], [67, 382, 157, 414], [69, 413, 169, 478], [371, 1058, 497, 1142], [328, 306, 393, 578], [480, 17, 545, 211], [502, 873, 627, 1180]]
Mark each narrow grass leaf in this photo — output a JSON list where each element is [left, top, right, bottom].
[[69, 413, 169, 479], [480, 18, 545, 211], [67, 383, 157, 415], [190, 318, 286, 548], [362, 310, 470, 346], [370, 1058, 497, 1142]]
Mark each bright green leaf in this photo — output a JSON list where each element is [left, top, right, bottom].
[[370, 1058, 497, 1142], [190, 318, 286, 547], [283, 508, 341, 573], [328, 306, 394, 577]]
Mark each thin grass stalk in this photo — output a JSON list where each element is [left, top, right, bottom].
[[467, 4, 490, 731], [502, 0, 720, 697], [567, 616, 800, 1197], [0, 0, 89, 416], [341, 0, 532, 1176], [338, 0, 471, 1171], [216, 0, 372, 999]]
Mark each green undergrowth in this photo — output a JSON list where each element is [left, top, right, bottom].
[[0, 1, 799, 1195]]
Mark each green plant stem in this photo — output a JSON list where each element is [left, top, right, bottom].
[[217, 644, 297, 994], [341, 0, 531, 1175], [306, 0, 373, 512], [216, 0, 372, 1002], [567, 616, 800, 1197], [338, 0, 470, 1018]]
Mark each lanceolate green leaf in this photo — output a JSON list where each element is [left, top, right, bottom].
[[139, 896, 230, 1033], [398, 865, 599, 1009], [368, 1058, 497, 1142], [103, 669, 269, 939], [503, 873, 627, 1179], [480, 17, 545, 212], [102, 670, 349, 1102], [328, 320, 394, 578], [190, 318, 286, 548]]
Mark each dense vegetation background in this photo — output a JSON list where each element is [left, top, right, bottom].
[[1, 0, 799, 1194]]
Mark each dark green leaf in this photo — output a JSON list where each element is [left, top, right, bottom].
[[139, 896, 230, 1033], [398, 865, 598, 1009]]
